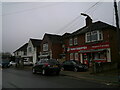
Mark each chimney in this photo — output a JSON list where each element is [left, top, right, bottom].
[[81, 13, 92, 26], [85, 16, 92, 26]]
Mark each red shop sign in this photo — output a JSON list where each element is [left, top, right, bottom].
[[67, 42, 110, 53]]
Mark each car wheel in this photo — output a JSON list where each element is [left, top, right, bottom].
[[42, 69, 46, 75], [74, 67, 78, 72], [61, 67, 64, 71], [32, 68, 36, 74]]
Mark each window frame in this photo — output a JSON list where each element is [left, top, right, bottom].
[[43, 43, 48, 51], [74, 37, 78, 45], [85, 30, 103, 43], [69, 38, 73, 46]]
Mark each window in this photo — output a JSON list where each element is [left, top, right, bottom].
[[91, 31, 98, 41], [43, 43, 48, 51], [99, 31, 103, 40], [85, 30, 103, 43], [69, 38, 73, 46], [86, 32, 91, 42], [28, 47, 32, 52], [75, 53, 78, 60], [74, 38, 78, 45], [70, 53, 74, 60]]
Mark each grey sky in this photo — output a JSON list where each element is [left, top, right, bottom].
[[1, 1, 118, 53]]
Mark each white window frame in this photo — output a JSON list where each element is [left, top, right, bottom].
[[74, 37, 78, 45], [75, 53, 78, 61], [70, 53, 74, 60], [91, 31, 98, 42], [43, 43, 48, 51], [86, 32, 91, 42], [28, 47, 32, 52], [85, 30, 103, 43], [99, 31, 103, 40], [69, 38, 73, 46]]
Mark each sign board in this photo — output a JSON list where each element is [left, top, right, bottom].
[[67, 42, 110, 53]]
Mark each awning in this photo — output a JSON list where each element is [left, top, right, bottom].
[[79, 49, 108, 53]]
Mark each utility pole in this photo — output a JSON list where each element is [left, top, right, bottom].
[[114, 0, 120, 82]]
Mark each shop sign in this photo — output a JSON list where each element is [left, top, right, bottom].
[[67, 45, 88, 52], [67, 42, 109, 53], [91, 42, 109, 49]]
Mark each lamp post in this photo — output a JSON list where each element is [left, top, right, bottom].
[[114, 0, 120, 83]]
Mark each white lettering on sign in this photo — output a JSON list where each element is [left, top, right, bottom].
[[92, 44, 109, 49], [67, 46, 87, 52]]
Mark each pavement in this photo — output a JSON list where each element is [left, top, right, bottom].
[[13, 66, 120, 87]]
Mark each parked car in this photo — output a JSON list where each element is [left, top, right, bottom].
[[23, 60, 33, 66], [2, 59, 10, 68], [32, 59, 61, 75], [61, 60, 88, 72], [9, 61, 16, 67]]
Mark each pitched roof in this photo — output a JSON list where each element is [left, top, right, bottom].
[[71, 21, 116, 36], [45, 33, 62, 43], [14, 43, 28, 53], [30, 38, 42, 47]]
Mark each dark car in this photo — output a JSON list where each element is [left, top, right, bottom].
[[61, 60, 88, 72], [32, 59, 61, 75], [2, 59, 10, 68]]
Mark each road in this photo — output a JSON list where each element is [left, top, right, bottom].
[[2, 68, 118, 88]]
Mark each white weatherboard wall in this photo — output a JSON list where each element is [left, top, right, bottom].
[[33, 48, 37, 64]]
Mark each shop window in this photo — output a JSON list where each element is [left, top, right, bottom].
[[69, 38, 73, 46], [93, 52, 106, 60], [74, 38, 78, 45], [85, 30, 103, 43], [43, 43, 48, 51], [70, 53, 74, 60], [75, 53, 78, 60]]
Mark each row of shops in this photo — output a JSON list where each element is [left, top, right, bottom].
[[65, 42, 111, 66]]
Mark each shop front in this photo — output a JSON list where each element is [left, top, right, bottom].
[[67, 42, 111, 66]]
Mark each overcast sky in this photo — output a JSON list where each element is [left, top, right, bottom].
[[1, 0, 120, 53]]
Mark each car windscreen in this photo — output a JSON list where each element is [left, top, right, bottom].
[[72, 60, 81, 65]]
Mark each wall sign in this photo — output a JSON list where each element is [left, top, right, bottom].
[[67, 42, 110, 53]]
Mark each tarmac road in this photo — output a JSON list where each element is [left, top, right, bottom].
[[2, 68, 118, 88]]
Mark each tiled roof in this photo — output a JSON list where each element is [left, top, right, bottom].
[[14, 43, 28, 53], [45, 33, 62, 43], [71, 21, 116, 36], [30, 38, 42, 47]]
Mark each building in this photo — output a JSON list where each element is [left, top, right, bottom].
[[39, 33, 62, 60], [27, 38, 42, 63], [13, 43, 28, 58], [62, 16, 119, 70]]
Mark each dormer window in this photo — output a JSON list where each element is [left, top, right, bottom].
[[85, 30, 103, 43]]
